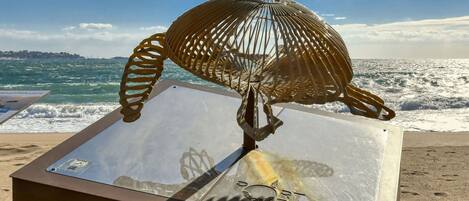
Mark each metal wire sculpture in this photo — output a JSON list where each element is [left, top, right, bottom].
[[119, 0, 395, 141]]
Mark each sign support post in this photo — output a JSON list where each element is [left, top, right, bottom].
[[243, 89, 256, 151]]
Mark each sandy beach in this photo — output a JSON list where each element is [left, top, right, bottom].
[[0, 132, 468, 201], [0, 133, 72, 201]]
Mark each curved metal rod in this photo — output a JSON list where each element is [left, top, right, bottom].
[[340, 85, 395, 120], [237, 87, 283, 141], [119, 33, 167, 122]]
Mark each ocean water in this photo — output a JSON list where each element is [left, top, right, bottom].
[[0, 58, 468, 133]]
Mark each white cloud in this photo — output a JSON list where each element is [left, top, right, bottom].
[[0, 28, 143, 41], [139, 26, 168, 32], [321, 14, 335, 17], [333, 16, 469, 43], [62, 26, 76, 31], [334, 17, 347, 20], [331, 16, 469, 58], [0, 29, 38, 39], [0, 28, 148, 58], [333, 16, 469, 58], [1, 17, 469, 59], [79, 23, 113, 30]]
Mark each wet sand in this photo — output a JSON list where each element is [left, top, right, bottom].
[[0, 132, 468, 201]]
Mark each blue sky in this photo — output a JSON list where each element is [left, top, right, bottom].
[[1, 0, 469, 58]]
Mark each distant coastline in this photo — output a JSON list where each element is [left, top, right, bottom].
[[0, 50, 85, 60], [0, 50, 128, 60]]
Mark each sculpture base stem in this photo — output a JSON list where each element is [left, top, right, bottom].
[[243, 89, 257, 151]]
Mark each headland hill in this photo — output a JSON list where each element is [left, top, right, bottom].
[[0, 50, 128, 60]]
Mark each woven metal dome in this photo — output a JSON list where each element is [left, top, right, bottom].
[[119, 0, 395, 141]]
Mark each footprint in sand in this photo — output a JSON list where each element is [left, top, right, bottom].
[[434, 192, 448, 197], [0, 144, 40, 156], [442, 174, 459, 177], [406, 171, 429, 176], [402, 190, 420, 196]]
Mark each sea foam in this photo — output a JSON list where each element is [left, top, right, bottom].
[[1, 101, 469, 133], [0, 104, 118, 133], [1, 58, 468, 133]]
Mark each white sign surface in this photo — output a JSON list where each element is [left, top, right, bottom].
[[0, 90, 49, 124]]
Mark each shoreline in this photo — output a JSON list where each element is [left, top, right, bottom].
[[404, 131, 469, 147], [1, 131, 469, 201]]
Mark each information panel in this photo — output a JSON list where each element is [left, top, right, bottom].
[[47, 84, 402, 201]]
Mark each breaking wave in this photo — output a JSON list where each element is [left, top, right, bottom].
[[1, 58, 468, 133], [0, 104, 118, 133]]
